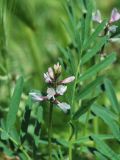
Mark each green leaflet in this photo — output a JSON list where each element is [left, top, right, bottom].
[[37, 106, 43, 123], [78, 53, 116, 82], [91, 135, 120, 160], [84, 0, 92, 43], [104, 78, 120, 114], [94, 151, 109, 160], [91, 104, 120, 141], [83, 20, 107, 50], [58, 45, 69, 60], [73, 97, 96, 120], [78, 76, 103, 99], [6, 76, 24, 131], [74, 134, 114, 145], [81, 37, 107, 65], [0, 141, 13, 156]]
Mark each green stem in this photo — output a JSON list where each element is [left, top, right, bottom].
[[0, 128, 32, 160], [71, 59, 81, 111], [69, 143, 72, 160], [48, 102, 53, 160]]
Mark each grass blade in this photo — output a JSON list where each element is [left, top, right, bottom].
[[6, 76, 24, 131]]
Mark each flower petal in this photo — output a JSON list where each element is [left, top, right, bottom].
[[56, 85, 67, 95], [57, 102, 70, 113], [29, 92, 44, 101], [47, 88, 56, 99], [61, 76, 75, 84], [109, 25, 118, 33], [48, 67, 54, 79], [92, 10, 102, 23], [110, 8, 120, 23], [44, 72, 52, 83]]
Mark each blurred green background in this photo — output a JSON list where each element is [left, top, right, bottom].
[[0, 0, 120, 85]]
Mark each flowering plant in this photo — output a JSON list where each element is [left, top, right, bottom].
[[92, 8, 120, 34], [30, 62, 75, 113], [0, 0, 120, 160]]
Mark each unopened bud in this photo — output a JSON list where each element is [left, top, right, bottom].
[[48, 67, 54, 79], [61, 76, 75, 84], [54, 62, 62, 75]]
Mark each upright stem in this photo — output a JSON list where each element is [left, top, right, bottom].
[[48, 102, 53, 160], [69, 143, 72, 160]]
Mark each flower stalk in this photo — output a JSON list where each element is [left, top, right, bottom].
[[48, 102, 53, 160]]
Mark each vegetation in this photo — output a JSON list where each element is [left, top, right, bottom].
[[0, 0, 120, 159]]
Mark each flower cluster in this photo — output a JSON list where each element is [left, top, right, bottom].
[[29, 63, 75, 113], [92, 8, 120, 33]]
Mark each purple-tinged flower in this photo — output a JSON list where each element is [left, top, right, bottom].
[[44, 72, 52, 83], [92, 10, 102, 23], [57, 102, 70, 113], [56, 85, 67, 95], [48, 67, 54, 79], [61, 76, 75, 84], [30, 62, 75, 113], [110, 8, 120, 23], [29, 92, 47, 102]]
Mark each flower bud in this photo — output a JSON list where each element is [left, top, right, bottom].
[[48, 67, 54, 79], [61, 76, 75, 84], [54, 62, 62, 75]]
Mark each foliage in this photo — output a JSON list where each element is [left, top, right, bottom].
[[0, 0, 120, 160]]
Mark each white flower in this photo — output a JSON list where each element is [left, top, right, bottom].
[[44, 72, 52, 83], [47, 88, 56, 99], [57, 102, 70, 113], [109, 38, 120, 42], [29, 92, 44, 101], [48, 67, 54, 79], [56, 85, 67, 95], [110, 8, 120, 23], [61, 76, 75, 84], [109, 25, 118, 33], [92, 10, 102, 23]]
